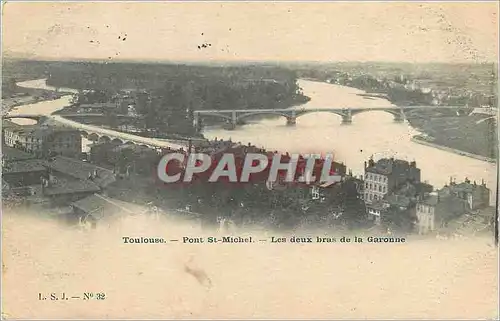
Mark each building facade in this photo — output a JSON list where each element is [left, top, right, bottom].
[[443, 178, 490, 210], [363, 157, 421, 221], [416, 184, 473, 235], [3, 122, 82, 158]]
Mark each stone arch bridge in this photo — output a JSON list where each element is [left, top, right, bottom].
[[3, 114, 187, 151]]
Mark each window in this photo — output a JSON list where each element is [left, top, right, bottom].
[[374, 194, 378, 200], [369, 183, 372, 189], [311, 186, 320, 200], [383, 186, 386, 193], [365, 182, 368, 188], [379, 185, 382, 192]]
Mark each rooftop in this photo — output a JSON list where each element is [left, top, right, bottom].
[[45, 156, 116, 188], [43, 179, 101, 196], [450, 181, 489, 193], [419, 193, 469, 219], [365, 158, 417, 175], [112, 144, 158, 154], [71, 193, 145, 220]]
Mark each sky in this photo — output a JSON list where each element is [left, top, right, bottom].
[[2, 1, 499, 63]]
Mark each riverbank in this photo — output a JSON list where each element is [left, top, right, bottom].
[[301, 78, 497, 161], [411, 135, 496, 163]]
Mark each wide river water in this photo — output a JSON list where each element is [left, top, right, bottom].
[[10, 78, 497, 204]]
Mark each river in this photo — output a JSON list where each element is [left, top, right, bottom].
[[8, 78, 497, 204], [202, 79, 497, 204]]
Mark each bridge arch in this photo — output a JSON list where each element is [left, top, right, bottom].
[[236, 111, 290, 122], [111, 138, 124, 145], [197, 113, 232, 122], [349, 108, 405, 122], [294, 109, 347, 119], [98, 136, 111, 144], [87, 133, 99, 142], [350, 108, 401, 116]]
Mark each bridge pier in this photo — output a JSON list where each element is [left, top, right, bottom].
[[193, 112, 203, 133], [231, 111, 237, 129], [286, 117, 297, 126], [341, 109, 352, 125], [286, 110, 297, 126]]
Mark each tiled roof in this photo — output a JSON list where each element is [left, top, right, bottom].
[[45, 156, 116, 187]]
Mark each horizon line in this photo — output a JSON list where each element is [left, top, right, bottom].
[[3, 53, 498, 66]]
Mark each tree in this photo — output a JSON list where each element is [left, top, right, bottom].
[[339, 180, 367, 227], [381, 206, 416, 233]]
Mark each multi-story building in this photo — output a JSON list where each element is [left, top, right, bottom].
[[416, 192, 469, 235], [363, 157, 421, 222], [3, 122, 82, 158], [363, 157, 420, 205], [415, 179, 489, 235], [442, 178, 490, 210], [1, 146, 47, 192]]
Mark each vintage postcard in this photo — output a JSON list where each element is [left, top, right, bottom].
[[1, 1, 499, 319]]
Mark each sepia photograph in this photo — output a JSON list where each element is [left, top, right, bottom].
[[1, 1, 499, 319]]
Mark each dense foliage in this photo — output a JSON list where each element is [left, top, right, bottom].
[[45, 61, 309, 135]]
